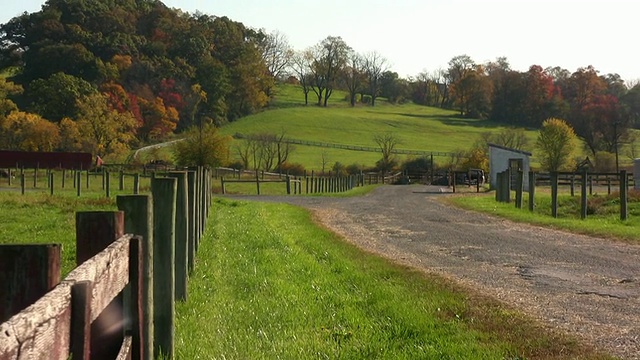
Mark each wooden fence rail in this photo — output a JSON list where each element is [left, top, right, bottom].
[[0, 167, 212, 360], [494, 170, 632, 221]]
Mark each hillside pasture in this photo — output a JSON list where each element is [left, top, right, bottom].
[[219, 85, 541, 171]]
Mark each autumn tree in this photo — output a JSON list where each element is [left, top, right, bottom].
[[76, 93, 138, 158], [0, 78, 22, 117], [447, 54, 475, 113], [0, 111, 60, 151], [58, 117, 83, 152], [536, 118, 577, 172], [138, 97, 180, 141], [173, 124, 231, 167]]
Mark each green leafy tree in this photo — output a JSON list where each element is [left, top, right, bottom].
[[536, 118, 577, 172], [28, 72, 97, 122], [173, 124, 231, 167]]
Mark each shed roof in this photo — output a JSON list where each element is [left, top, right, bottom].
[[488, 143, 532, 156]]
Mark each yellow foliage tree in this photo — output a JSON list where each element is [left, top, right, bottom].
[[0, 111, 60, 151], [76, 94, 138, 158], [536, 118, 577, 172], [173, 124, 231, 167]]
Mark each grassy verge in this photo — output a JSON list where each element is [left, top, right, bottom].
[[175, 198, 610, 359], [0, 191, 117, 275], [447, 189, 640, 243]]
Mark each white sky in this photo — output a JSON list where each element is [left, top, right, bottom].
[[2, 0, 638, 82]]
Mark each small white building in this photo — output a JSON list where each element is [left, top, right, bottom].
[[488, 143, 532, 191]]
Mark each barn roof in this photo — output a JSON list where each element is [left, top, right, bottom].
[[488, 143, 532, 156]]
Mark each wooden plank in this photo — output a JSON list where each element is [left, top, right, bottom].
[[65, 236, 130, 322], [115, 336, 132, 360], [70, 281, 92, 360], [0, 244, 61, 323], [0, 283, 72, 360]]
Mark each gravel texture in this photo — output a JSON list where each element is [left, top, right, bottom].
[[222, 185, 640, 359]]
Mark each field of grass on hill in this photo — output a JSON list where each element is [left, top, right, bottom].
[[218, 84, 542, 171]]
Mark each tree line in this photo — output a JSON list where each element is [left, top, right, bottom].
[[1, 0, 639, 169]]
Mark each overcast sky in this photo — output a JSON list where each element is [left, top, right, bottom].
[[2, 0, 638, 82]]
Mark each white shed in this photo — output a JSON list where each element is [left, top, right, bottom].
[[488, 143, 532, 191]]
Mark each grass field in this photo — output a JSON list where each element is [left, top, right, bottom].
[[0, 182, 615, 358], [217, 84, 542, 170], [447, 188, 640, 243], [174, 198, 609, 359]]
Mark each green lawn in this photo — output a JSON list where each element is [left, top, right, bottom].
[[219, 84, 541, 170], [447, 188, 640, 243], [174, 198, 610, 359], [0, 191, 117, 275]]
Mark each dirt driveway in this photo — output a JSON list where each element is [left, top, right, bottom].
[[223, 185, 640, 359]]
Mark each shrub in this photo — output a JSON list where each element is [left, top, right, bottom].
[[345, 163, 365, 175], [279, 162, 306, 176], [594, 151, 616, 172], [332, 162, 348, 176]]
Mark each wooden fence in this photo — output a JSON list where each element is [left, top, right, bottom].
[[0, 167, 212, 360], [219, 170, 406, 195], [494, 170, 632, 220]]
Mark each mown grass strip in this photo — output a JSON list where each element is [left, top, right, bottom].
[[447, 190, 640, 243], [175, 198, 610, 359]]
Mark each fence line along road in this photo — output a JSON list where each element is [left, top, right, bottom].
[[232, 133, 455, 158]]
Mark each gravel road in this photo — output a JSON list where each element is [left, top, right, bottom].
[[222, 184, 640, 359]]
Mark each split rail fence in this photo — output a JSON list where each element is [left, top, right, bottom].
[[494, 169, 634, 220], [0, 167, 212, 360]]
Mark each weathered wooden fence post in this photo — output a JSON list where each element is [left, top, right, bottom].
[[106, 171, 111, 198], [503, 171, 511, 203], [496, 172, 502, 202], [75, 211, 125, 360], [134, 173, 140, 195], [76, 171, 81, 197], [515, 170, 524, 209], [551, 172, 558, 218], [528, 171, 536, 212], [570, 174, 575, 197], [50, 173, 54, 196], [620, 170, 628, 221], [581, 169, 588, 220], [119, 170, 125, 191], [117, 194, 154, 360], [0, 244, 61, 323], [256, 170, 261, 195], [151, 177, 177, 359], [168, 172, 189, 302], [20, 173, 25, 195], [187, 171, 196, 270]]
